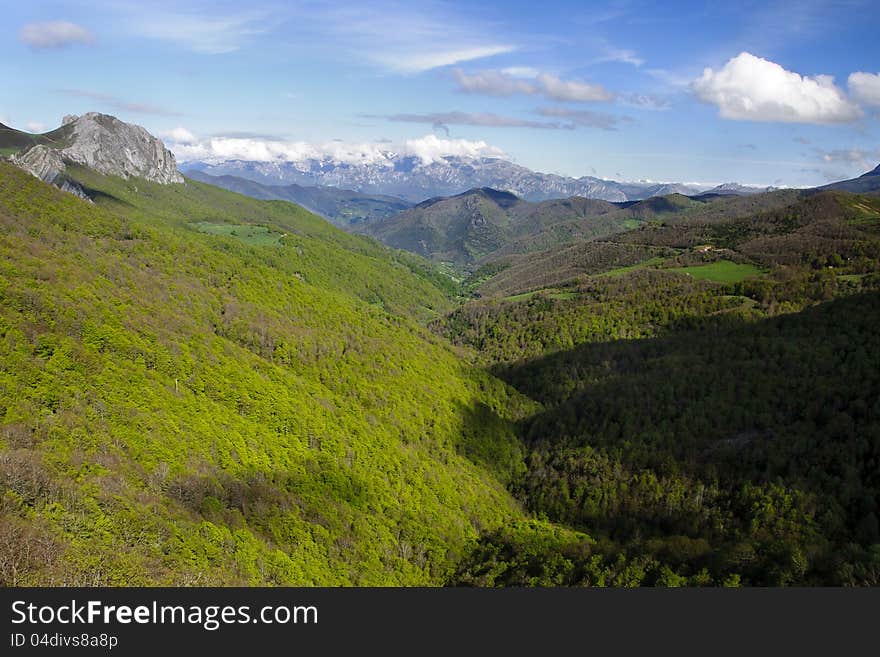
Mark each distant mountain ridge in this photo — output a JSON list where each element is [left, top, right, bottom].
[[813, 163, 880, 194], [181, 156, 713, 203], [186, 171, 412, 227]]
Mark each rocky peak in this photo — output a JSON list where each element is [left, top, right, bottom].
[[12, 112, 183, 188]]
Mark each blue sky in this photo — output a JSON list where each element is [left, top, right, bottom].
[[3, 0, 879, 186]]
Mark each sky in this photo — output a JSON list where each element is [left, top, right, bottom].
[[3, 0, 880, 186]]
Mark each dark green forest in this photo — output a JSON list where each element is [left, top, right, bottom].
[[1, 160, 879, 586]]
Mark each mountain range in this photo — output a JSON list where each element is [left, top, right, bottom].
[[180, 155, 773, 204]]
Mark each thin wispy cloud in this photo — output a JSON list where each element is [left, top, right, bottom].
[[109, 2, 271, 54], [376, 111, 574, 130], [590, 40, 644, 67], [19, 21, 95, 49], [620, 93, 671, 110], [56, 89, 181, 116], [816, 147, 880, 169], [536, 107, 626, 130], [453, 69, 614, 102], [289, 2, 515, 73]]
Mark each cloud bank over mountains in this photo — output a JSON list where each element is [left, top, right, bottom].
[[166, 131, 506, 166]]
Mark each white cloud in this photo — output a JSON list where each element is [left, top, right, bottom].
[[19, 21, 95, 49], [501, 67, 540, 78], [692, 52, 862, 124], [163, 127, 197, 143], [848, 72, 880, 108], [167, 133, 505, 166], [383, 45, 514, 74], [25, 121, 45, 133], [453, 69, 614, 102], [402, 134, 505, 164]]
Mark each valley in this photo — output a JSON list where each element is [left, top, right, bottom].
[[1, 114, 879, 586]]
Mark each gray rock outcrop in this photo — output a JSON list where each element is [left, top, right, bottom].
[[12, 112, 183, 189]]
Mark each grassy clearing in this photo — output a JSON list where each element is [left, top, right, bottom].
[[669, 260, 763, 283], [193, 221, 284, 246]]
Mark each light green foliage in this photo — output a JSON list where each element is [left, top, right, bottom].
[[0, 163, 535, 585]]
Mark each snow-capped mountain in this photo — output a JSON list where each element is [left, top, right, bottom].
[[180, 155, 708, 203]]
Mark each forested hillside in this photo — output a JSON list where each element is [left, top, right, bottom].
[[0, 162, 537, 585], [442, 187, 880, 585], [2, 155, 878, 586]]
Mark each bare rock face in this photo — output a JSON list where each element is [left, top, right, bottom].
[[11, 145, 91, 201], [61, 113, 183, 184], [12, 145, 66, 184], [13, 112, 183, 187]]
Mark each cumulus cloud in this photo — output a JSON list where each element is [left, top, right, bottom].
[[162, 127, 197, 143], [402, 134, 505, 164], [536, 107, 625, 130], [166, 132, 506, 166], [19, 21, 95, 49], [25, 121, 45, 133], [848, 72, 880, 108], [453, 69, 614, 102], [692, 52, 862, 124]]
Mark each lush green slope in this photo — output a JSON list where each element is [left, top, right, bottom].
[[471, 191, 879, 299], [4, 157, 879, 587], [362, 188, 635, 268], [0, 163, 537, 585]]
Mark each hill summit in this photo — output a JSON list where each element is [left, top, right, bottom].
[[9, 112, 182, 188]]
